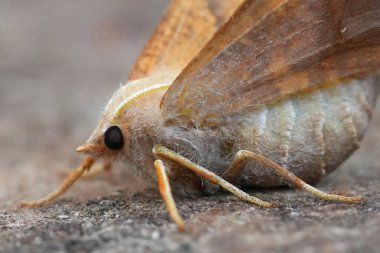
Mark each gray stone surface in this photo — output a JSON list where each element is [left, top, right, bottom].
[[0, 1, 380, 253]]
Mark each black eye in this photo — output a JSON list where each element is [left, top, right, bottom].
[[104, 126, 124, 150]]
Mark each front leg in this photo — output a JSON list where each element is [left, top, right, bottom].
[[222, 150, 364, 204], [20, 157, 96, 207], [154, 159, 186, 231]]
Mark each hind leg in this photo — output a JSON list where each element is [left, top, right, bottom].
[[222, 150, 364, 204]]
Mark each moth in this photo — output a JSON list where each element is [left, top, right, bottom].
[[21, 0, 380, 231]]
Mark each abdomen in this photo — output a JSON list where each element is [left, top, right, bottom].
[[232, 77, 379, 187]]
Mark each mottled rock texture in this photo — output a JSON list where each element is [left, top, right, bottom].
[[0, 1, 379, 253]]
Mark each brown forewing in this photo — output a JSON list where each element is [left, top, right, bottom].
[[128, 0, 244, 81], [161, 0, 380, 128]]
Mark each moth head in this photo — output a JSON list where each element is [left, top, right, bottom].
[[76, 76, 171, 159], [75, 84, 135, 159]]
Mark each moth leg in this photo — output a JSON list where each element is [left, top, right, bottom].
[[154, 159, 186, 231], [153, 145, 278, 208], [20, 157, 95, 208], [82, 161, 111, 179], [222, 150, 364, 204]]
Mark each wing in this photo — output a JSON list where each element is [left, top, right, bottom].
[[128, 0, 244, 81], [161, 0, 380, 128]]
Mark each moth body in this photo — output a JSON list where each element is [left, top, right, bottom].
[[80, 75, 379, 196], [226, 77, 379, 188]]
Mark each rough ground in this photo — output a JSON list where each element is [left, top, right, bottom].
[[1, 1, 380, 253]]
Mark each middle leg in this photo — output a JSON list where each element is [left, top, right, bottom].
[[153, 145, 278, 208]]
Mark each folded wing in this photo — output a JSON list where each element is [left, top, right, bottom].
[[161, 0, 380, 128], [128, 0, 244, 81]]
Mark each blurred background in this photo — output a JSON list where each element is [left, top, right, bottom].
[[0, 0, 169, 206]]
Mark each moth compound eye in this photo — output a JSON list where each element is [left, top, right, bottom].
[[104, 126, 124, 150]]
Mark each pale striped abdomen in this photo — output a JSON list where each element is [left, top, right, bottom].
[[234, 77, 379, 187]]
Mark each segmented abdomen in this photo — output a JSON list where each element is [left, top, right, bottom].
[[235, 77, 379, 187]]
